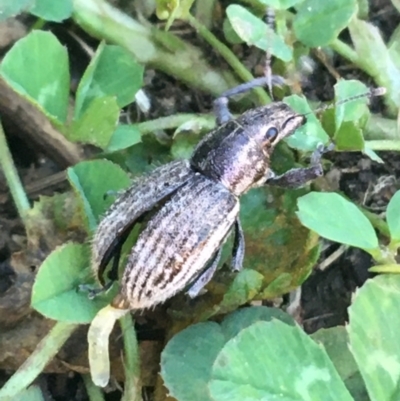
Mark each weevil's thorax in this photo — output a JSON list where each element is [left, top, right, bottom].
[[190, 102, 305, 196]]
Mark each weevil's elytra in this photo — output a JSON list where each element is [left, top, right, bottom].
[[92, 159, 196, 285], [91, 101, 315, 311], [120, 174, 239, 309]]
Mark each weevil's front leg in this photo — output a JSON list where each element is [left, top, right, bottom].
[[231, 218, 245, 272], [266, 143, 334, 189], [214, 76, 286, 125], [187, 247, 223, 299]]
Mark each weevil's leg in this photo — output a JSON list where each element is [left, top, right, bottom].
[[97, 225, 132, 286], [103, 189, 124, 200], [79, 280, 114, 300], [231, 218, 245, 272], [98, 211, 151, 287], [266, 143, 334, 189], [214, 75, 286, 125], [187, 247, 223, 299]]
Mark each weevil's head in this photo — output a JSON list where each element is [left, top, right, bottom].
[[239, 102, 305, 152]]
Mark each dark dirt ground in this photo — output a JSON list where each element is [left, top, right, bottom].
[[1, 1, 400, 400]]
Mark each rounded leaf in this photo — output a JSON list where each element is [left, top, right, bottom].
[[209, 320, 353, 401], [227, 5, 292, 62], [161, 322, 225, 401], [161, 307, 292, 401], [296, 192, 379, 250], [30, 0, 73, 22], [294, 0, 357, 47], [67, 159, 130, 232], [31, 243, 113, 323], [0, 30, 69, 122], [348, 275, 400, 401], [75, 43, 144, 118]]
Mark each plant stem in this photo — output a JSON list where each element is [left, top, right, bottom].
[[0, 322, 78, 401], [120, 314, 141, 401], [134, 113, 215, 135], [365, 140, 400, 151], [358, 205, 390, 238], [72, 0, 238, 96], [330, 38, 360, 66], [0, 118, 30, 223], [186, 13, 270, 106], [82, 374, 106, 401]]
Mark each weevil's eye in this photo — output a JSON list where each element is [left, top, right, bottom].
[[264, 126, 278, 141]]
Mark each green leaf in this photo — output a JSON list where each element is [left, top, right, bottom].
[[162, 322, 224, 401], [171, 131, 198, 160], [257, 0, 303, 9], [161, 307, 292, 401], [334, 122, 365, 151], [312, 327, 367, 400], [31, 243, 112, 323], [67, 96, 120, 149], [294, 0, 357, 47], [106, 124, 142, 153], [209, 320, 353, 401], [0, 30, 69, 123], [334, 80, 370, 130], [297, 192, 379, 250], [284, 95, 330, 151], [0, 0, 32, 20], [67, 160, 130, 232], [223, 18, 244, 45], [218, 269, 264, 313], [75, 43, 144, 119], [387, 190, 400, 242], [238, 188, 320, 299], [226, 5, 292, 62], [220, 306, 295, 339], [30, 0, 73, 22], [348, 275, 400, 401], [348, 17, 400, 115], [124, 135, 171, 175]]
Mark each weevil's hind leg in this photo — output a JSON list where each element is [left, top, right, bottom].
[[187, 247, 223, 299], [266, 143, 334, 189], [231, 218, 245, 272], [97, 215, 141, 287], [213, 75, 286, 125]]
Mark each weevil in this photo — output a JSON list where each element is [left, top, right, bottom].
[[91, 75, 334, 311], [88, 76, 385, 388]]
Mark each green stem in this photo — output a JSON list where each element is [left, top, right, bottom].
[[186, 13, 270, 106], [0, 118, 30, 224], [72, 0, 238, 96], [119, 314, 141, 401], [365, 140, 400, 151], [330, 38, 360, 66], [82, 374, 106, 401], [0, 322, 78, 401], [358, 205, 390, 238], [365, 114, 399, 140], [134, 113, 215, 135]]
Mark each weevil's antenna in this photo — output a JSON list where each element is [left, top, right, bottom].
[[264, 6, 275, 99], [304, 86, 386, 117]]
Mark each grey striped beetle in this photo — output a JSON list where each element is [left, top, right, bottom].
[[88, 76, 385, 386], [91, 88, 326, 311]]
